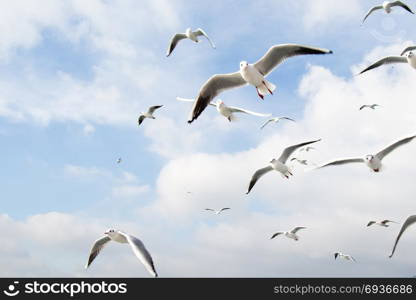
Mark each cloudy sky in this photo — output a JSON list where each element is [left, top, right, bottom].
[[1, 0, 416, 277]]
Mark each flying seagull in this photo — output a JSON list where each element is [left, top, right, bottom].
[[187, 44, 332, 123], [116, 158, 122, 164], [177, 97, 271, 122], [260, 116, 295, 129], [316, 134, 416, 172], [85, 229, 158, 277], [138, 105, 163, 126], [334, 252, 356, 262], [270, 227, 306, 241], [401, 46, 416, 56], [359, 51, 416, 74], [246, 139, 321, 194], [367, 219, 398, 227], [166, 28, 215, 57], [389, 215, 416, 258], [362, 1, 414, 23], [360, 104, 381, 110], [205, 208, 231, 215]]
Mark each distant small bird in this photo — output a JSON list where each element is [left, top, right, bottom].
[[117, 158, 122, 164], [367, 219, 398, 227], [246, 139, 321, 194], [362, 1, 414, 23], [389, 215, 416, 258], [290, 158, 308, 165], [316, 134, 416, 172], [359, 104, 380, 110], [359, 51, 416, 74], [334, 252, 356, 262], [260, 117, 295, 129], [85, 229, 158, 277], [205, 208, 231, 215], [270, 227, 306, 241], [166, 28, 215, 57], [401, 46, 416, 56], [299, 146, 315, 152], [138, 105, 163, 126]]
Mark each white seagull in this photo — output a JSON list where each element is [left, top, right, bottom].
[[85, 229, 158, 277], [389, 215, 416, 258], [367, 219, 398, 227], [362, 1, 414, 23], [187, 44, 332, 123], [138, 105, 163, 126], [246, 139, 321, 194], [359, 51, 416, 74], [316, 134, 416, 172], [334, 252, 356, 262], [205, 207, 231, 215], [177, 97, 271, 122], [166, 28, 215, 57], [401, 46, 416, 56], [270, 227, 306, 241], [359, 104, 381, 110], [260, 116, 295, 129]]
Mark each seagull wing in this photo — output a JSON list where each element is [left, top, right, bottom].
[[359, 105, 368, 110], [278, 139, 321, 164], [246, 166, 273, 194], [254, 44, 332, 77], [270, 232, 284, 239], [382, 220, 397, 225], [316, 158, 365, 169], [389, 215, 416, 258], [138, 115, 146, 126], [85, 236, 111, 269], [148, 105, 163, 114], [278, 117, 296, 122], [376, 134, 416, 160], [176, 97, 216, 106], [219, 208, 231, 213], [166, 33, 187, 57], [362, 5, 383, 23], [194, 28, 216, 49], [188, 72, 246, 123], [291, 227, 306, 234], [119, 232, 158, 277], [391, 1, 414, 14], [359, 56, 408, 75], [334, 252, 340, 260], [401, 46, 416, 56], [228, 106, 271, 117], [205, 208, 215, 212], [260, 119, 274, 130]]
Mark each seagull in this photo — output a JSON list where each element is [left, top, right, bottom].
[[260, 116, 295, 129], [290, 158, 308, 165], [205, 208, 231, 215], [367, 219, 398, 227], [270, 227, 306, 241], [359, 104, 381, 110], [389, 215, 416, 258], [85, 229, 158, 277], [246, 139, 321, 194], [166, 28, 215, 57], [316, 134, 416, 172], [401, 46, 416, 56], [299, 146, 315, 152], [187, 44, 333, 123], [138, 105, 163, 126], [116, 158, 122, 164], [177, 97, 271, 122], [334, 252, 356, 262], [362, 1, 414, 23], [359, 51, 416, 74]]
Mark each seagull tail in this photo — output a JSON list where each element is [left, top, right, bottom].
[[258, 80, 276, 96]]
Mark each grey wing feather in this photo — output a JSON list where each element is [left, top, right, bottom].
[[359, 56, 408, 75], [149, 105, 163, 114], [220, 207, 231, 212], [194, 28, 216, 48], [389, 215, 416, 258], [246, 166, 273, 194], [376, 135, 416, 160], [278, 139, 321, 164], [401, 46, 416, 56], [260, 119, 273, 129], [362, 5, 383, 23], [188, 72, 246, 123], [270, 232, 284, 239], [228, 106, 271, 117], [391, 1, 414, 13], [291, 227, 306, 234], [166, 33, 187, 57], [317, 158, 364, 168], [138, 115, 145, 125], [254, 44, 332, 77], [85, 236, 111, 268], [121, 233, 158, 277]]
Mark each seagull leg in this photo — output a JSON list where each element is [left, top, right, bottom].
[[256, 88, 264, 100], [262, 81, 273, 95]]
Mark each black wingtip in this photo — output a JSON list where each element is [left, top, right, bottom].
[[328, 50, 333, 54]]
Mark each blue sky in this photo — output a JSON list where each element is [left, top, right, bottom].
[[1, 0, 416, 277]]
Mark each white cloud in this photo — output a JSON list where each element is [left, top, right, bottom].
[[112, 184, 149, 198], [64, 164, 110, 179]]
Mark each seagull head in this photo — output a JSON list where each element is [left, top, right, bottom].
[[407, 51, 414, 58], [216, 99, 224, 105], [365, 155, 374, 162], [239, 61, 248, 70], [104, 228, 117, 236]]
